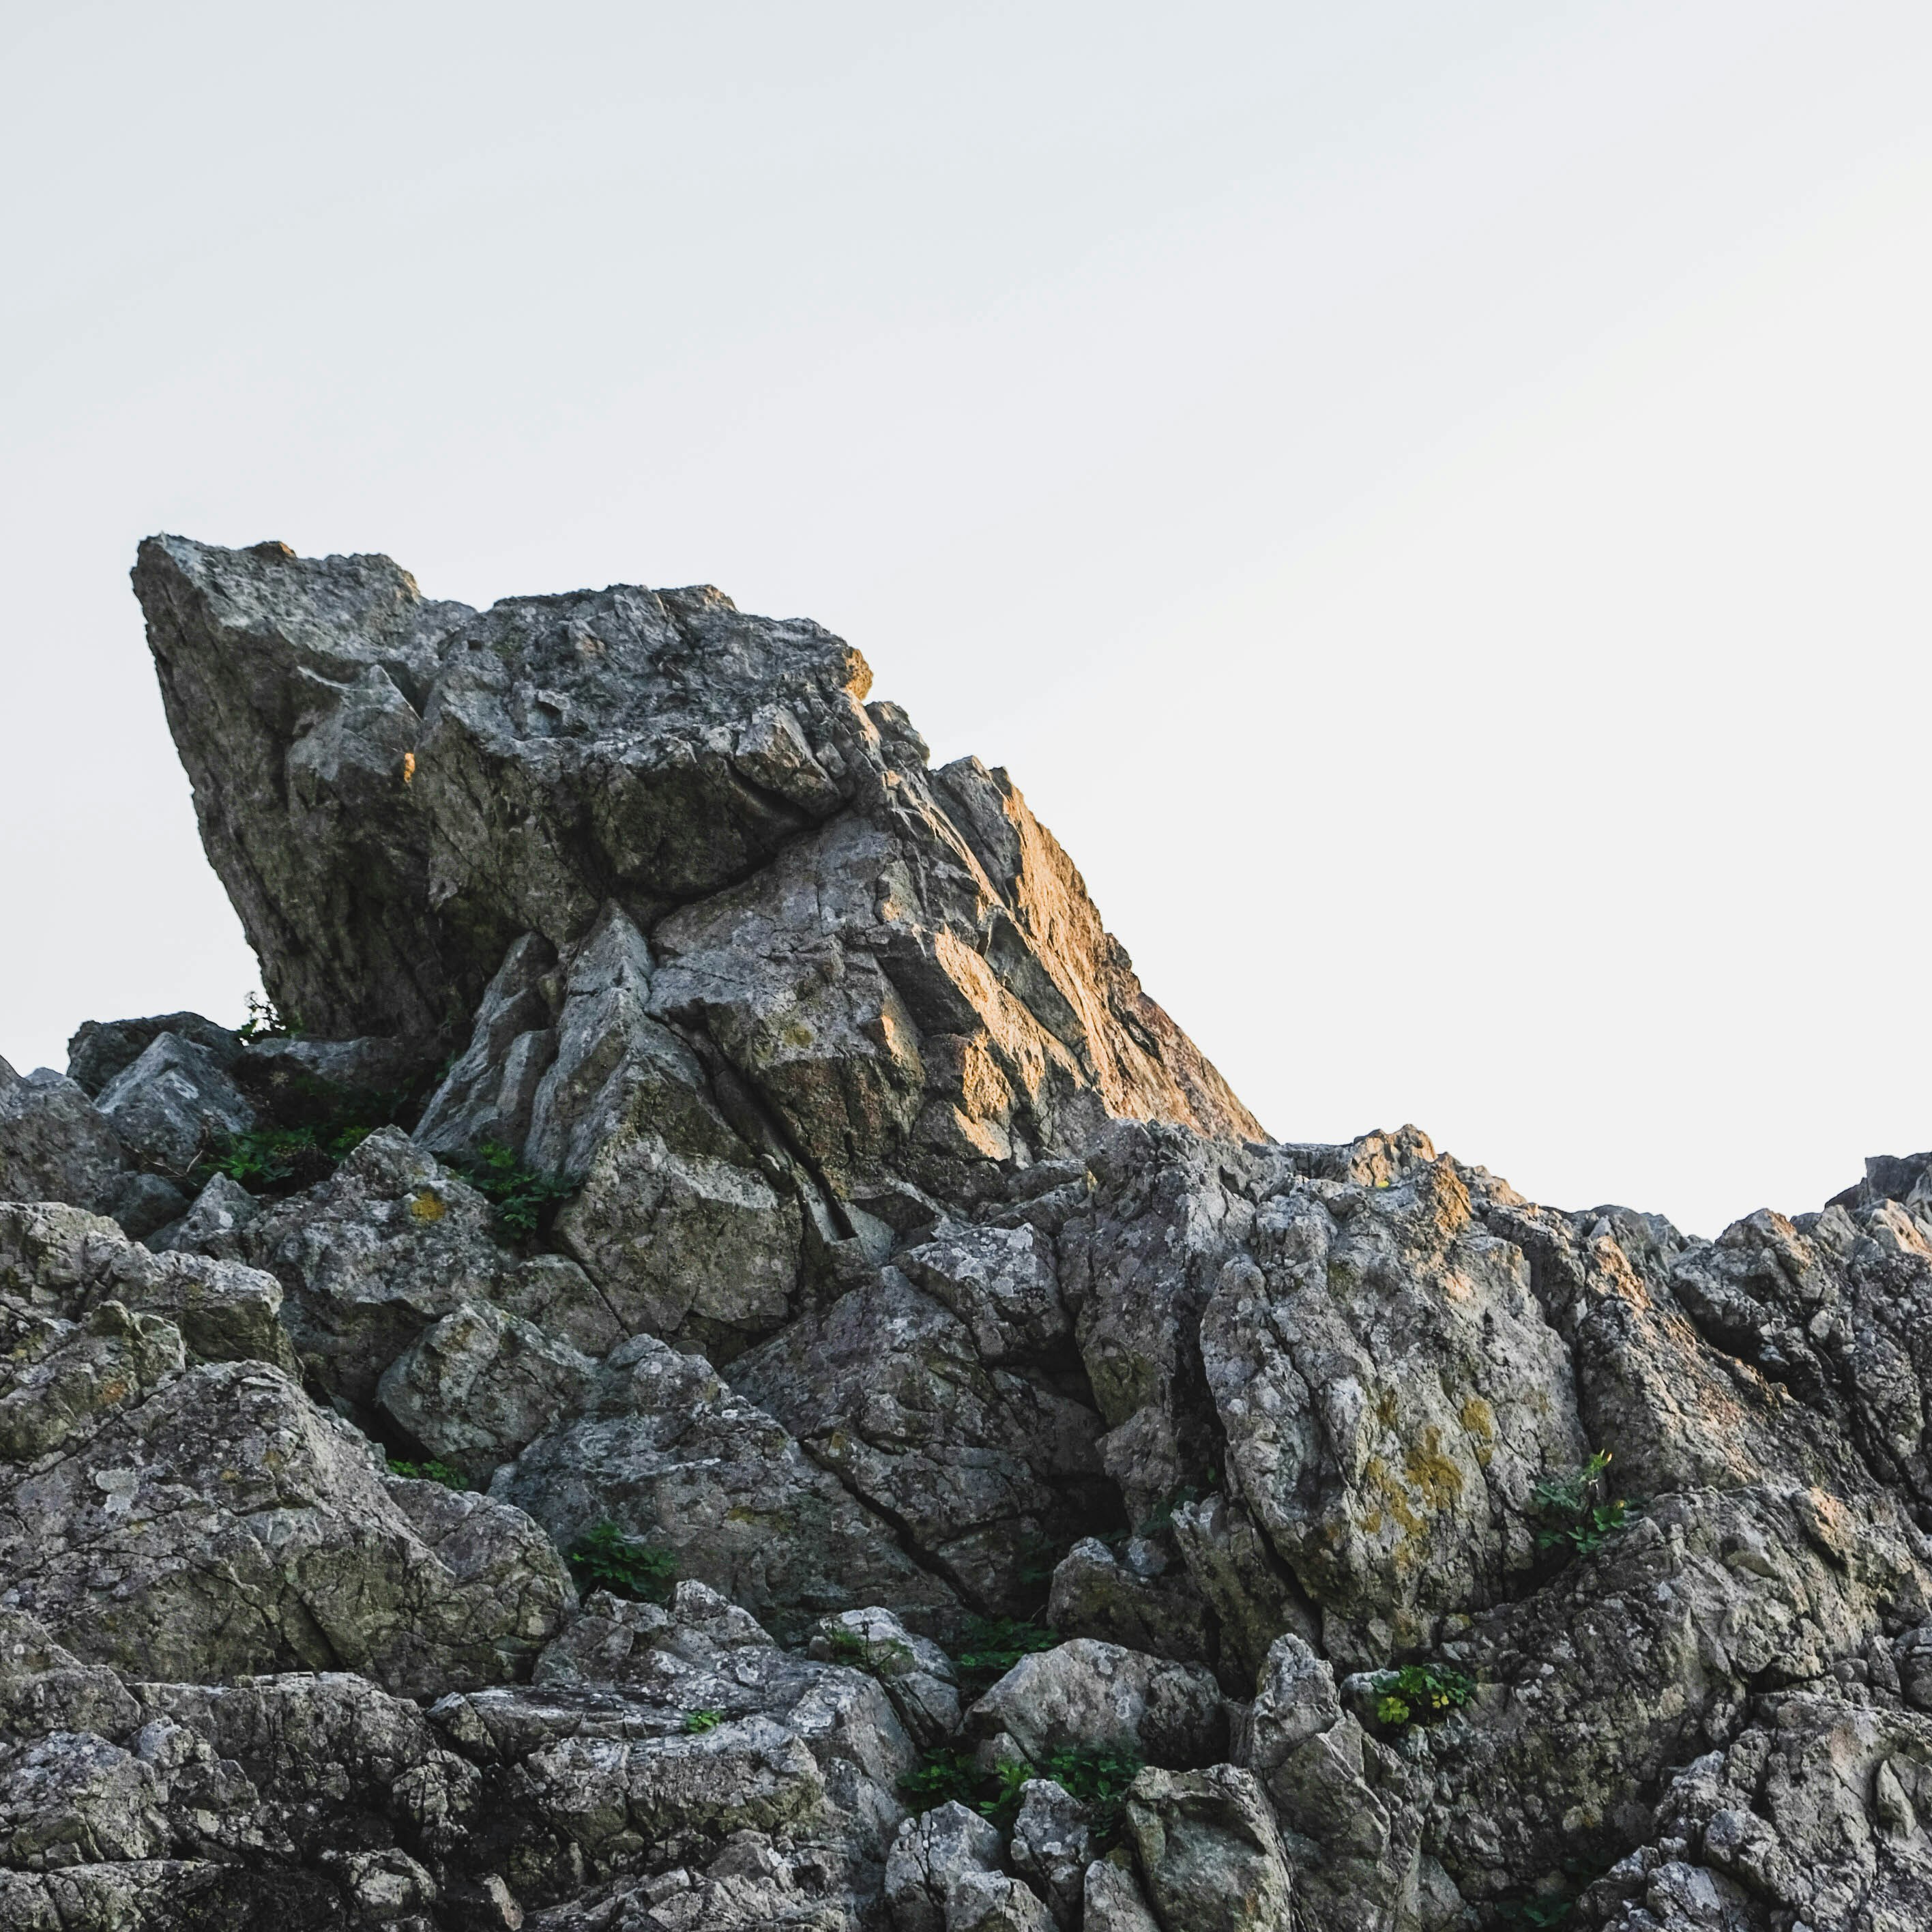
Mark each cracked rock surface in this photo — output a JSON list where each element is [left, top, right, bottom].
[[1, 535, 1930, 1926]]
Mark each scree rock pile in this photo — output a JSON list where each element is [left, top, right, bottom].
[[1, 533, 1927, 1931]]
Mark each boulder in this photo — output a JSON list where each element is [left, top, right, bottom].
[[0, 1199, 292, 1371], [1199, 1152, 1587, 1666], [65, 1012, 238, 1098], [377, 1299, 598, 1482], [413, 931, 560, 1158], [1083, 1857, 1164, 1932], [94, 1032, 254, 1179], [1008, 1777, 1094, 1927], [1047, 1538, 1215, 1669], [0, 1345, 570, 1692], [0, 1061, 123, 1214], [885, 1801, 1006, 1932], [944, 1869, 1057, 1932], [147, 1171, 259, 1261], [734, 1267, 1109, 1613], [244, 1126, 612, 1405], [493, 1329, 957, 1642], [809, 1607, 963, 1748], [1242, 1634, 1429, 1932], [966, 1641, 1225, 1770], [1122, 1764, 1295, 1932]]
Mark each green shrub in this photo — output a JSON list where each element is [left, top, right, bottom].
[[196, 1119, 383, 1193], [953, 1615, 1060, 1697], [898, 1746, 984, 1815], [568, 1522, 677, 1604], [452, 1140, 578, 1238], [1532, 1451, 1638, 1559], [1371, 1661, 1476, 1728], [385, 1457, 469, 1490], [898, 1743, 1143, 1843], [1044, 1745, 1143, 1848], [682, 1709, 723, 1733]]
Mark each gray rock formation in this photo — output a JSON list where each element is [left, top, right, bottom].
[[3, 532, 1931, 1927]]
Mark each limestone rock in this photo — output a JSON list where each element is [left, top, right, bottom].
[[493, 1329, 956, 1642], [1083, 1856, 1165, 1932], [133, 536, 1260, 1214], [0, 1351, 570, 1693], [0, 1061, 124, 1214], [1122, 1763, 1296, 1932], [809, 1607, 963, 1748], [1199, 1148, 1586, 1665], [93, 1031, 254, 1180], [1243, 1634, 1429, 1932], [244, 1126, 610, 1406], [733, 1267, 1109, 1613], [944, 1869, 1057, 1932], [0, 1199, 293, 1371], [885, 1801, 1005, 1932], [1047, 1538, 1215, 1670], [966, 1641, 1225, 1770], [1585, 1687, 1932, 1931], [377, 1300, 598, 1483], [147, 1170, 259, 1261], [65, 1012, 239, 1098], [1008, 1777, 1094, 1927]]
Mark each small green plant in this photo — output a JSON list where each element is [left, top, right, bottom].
[[953, 1615, 1060, 1697], [898, 1743, 1143, 1841], [683, 1708, 723, 1733], [1045, 1746, 1143, 1848], [454, 1140, 578, 1238], [899, 1746, 984, 1815], [901, 1753, 1029, 1830], [1371, 1661, 1476, 1728], [385, 1457, 469, 1490], [238, 991, 299, 1042], [567, 1522, 677, 1604], [206, 1118, 387, 1186], [1532, 1451, 1638, 1559], [980, 1757, 1033, 1828]]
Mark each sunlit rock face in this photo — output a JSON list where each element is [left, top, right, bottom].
[[3, 536, 1932, 1926]]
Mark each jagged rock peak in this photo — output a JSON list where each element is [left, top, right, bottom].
[[133, 533, 1262, 1168]]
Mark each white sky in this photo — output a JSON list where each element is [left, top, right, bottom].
[[3, 1, 1929, 1236]]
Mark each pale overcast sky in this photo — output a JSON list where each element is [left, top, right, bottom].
[[3, 2, 1929, 1235]]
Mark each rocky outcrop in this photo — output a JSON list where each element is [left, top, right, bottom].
[[4, 534, 1932, 1926]]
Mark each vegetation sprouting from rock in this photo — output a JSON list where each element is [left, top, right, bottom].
[[567, 1521, 678, 1603], [1532, 1449, 1639, 1559], [450, 1138, 578, 1238], [1368, 1659, 1476, 1728]]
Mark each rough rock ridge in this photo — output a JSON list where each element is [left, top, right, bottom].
[[1, 534, 1929, 1929]]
